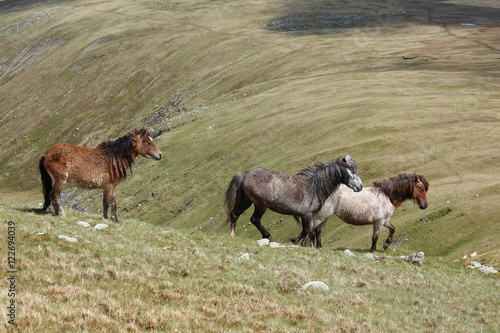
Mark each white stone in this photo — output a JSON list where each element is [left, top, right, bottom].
[[470, 252, 477, 257], [467, 261, 498, 274], [76, 221, 91, 228], [237, 253, 250, 261], [363, 253, 378, 260], [256, 238, 270, 247], [478, 266, 498, 274], [59, 235, 78, 243], [300, 281, 330, 291], [94, 223, 109, 230], [342, 249, 356, 257], [403, 252, 425, 266], [269, 242, 282, 248]]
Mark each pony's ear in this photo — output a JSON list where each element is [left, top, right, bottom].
[[134, 128, 147, 136], [345, 155, 352, 162], [415, 174, 420, 183]]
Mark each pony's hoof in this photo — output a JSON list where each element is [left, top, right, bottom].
[[383, 243, 390, 250]]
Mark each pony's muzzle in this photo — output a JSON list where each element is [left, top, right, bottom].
[[419, 202, 428, 209], [353, 184, 363, 192], [150, 151, 162, 160]]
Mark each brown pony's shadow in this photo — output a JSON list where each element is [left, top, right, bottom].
[[16, 207, 51, 215]]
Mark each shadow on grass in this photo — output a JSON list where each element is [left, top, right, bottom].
[[0, 0, 76, 13], [268, 0, 500, 34], [15, 207, 51, 215]]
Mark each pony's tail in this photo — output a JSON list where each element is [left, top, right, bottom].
[[39, 156, 52, 211], [224, 172, 245, 237]]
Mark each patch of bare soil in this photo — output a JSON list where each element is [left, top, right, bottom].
[[0, 35, 64, 80]]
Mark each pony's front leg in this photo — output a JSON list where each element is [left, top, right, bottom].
[[303, 215, 317, 248], [316, 228, 323, 248], [110, 188, 118, 222], [102, 186, 112, 221]]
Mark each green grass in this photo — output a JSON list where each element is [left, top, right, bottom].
[[1, 200, 499, 332], [0, 0, 499, 276]]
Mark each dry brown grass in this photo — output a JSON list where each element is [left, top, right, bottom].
[[0, 200, 499, 331]]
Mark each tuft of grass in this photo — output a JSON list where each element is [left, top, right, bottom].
[[1, 200, 499, 331]]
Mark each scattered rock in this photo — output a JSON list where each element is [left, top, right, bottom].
[[466, 261, 498, 274], [470, 252, 477, 257], [36, 232, 45, 235], [401, 252, 425, 266], [300, 281, 330, 291], [237, 253, 250, 261], [94, 223, 109, 230], [363, 253, 379, 260], [58, 235, 78, 243], [256, 238, 270, 247], [76, 221, 91, 228], [342, 249, 356, 257]]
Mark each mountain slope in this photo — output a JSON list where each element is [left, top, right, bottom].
[[1, 0, 499, 264]]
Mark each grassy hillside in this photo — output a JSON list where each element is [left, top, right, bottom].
[[0, 201, 499, 331], [1, 0, 499, 267]]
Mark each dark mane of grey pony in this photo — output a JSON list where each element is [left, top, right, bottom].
[[297, 156, 356, 207], [373, 173, 429, 205], [97, 129, 143, 181]]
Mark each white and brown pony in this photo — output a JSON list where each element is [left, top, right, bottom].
[[38, 128, 162, 222], [291, 173, 429, 251]]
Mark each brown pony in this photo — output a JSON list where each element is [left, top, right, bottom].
[[292, 173, 429, 251], [38, 128, 162, 221]]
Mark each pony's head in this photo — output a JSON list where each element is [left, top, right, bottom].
[[412, 174, 429, 209], [131, 128, 162, 161], [342, 155, 363, 192]]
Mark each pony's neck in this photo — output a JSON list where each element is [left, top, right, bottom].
[[383, 186, 414, 208]]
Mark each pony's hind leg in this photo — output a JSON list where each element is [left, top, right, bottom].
[[371, 222, 384, 252], [229, 198, 252, 237], [250, 205, 273, 242], [50, 177, 66, 216], [291, 229, 308, 245], [102, 185, 117, 222], [44, 158, 68, 216], [383, 221, 395, 250]]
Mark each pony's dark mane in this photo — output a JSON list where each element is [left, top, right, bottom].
[[298, 157, 356, 207], [97, 130, 142, 181], [373, 173, 429, 205]]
